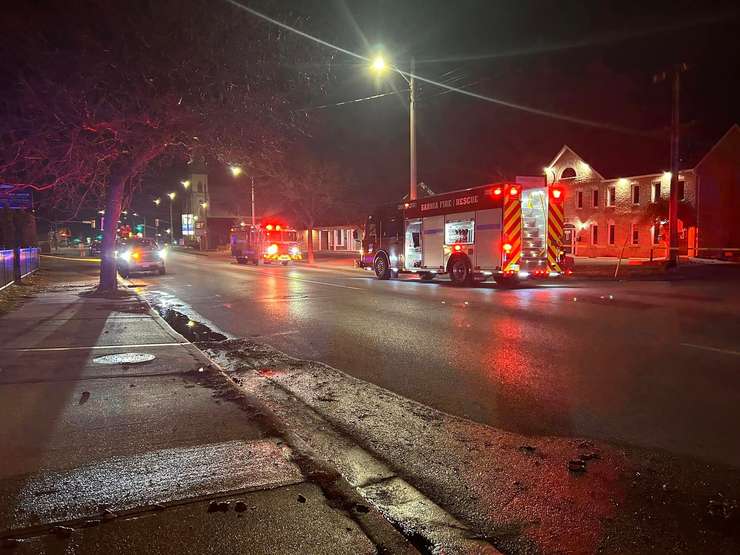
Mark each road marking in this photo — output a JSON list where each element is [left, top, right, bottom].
[[262, 330, 301, 337], [288, 277, 362, 290], [4, 342, 188, 352], [680, 343, 740, 356]]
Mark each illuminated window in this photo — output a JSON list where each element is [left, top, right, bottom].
[[445, 220, 474, 245], [651, 182, 661, 202], [576, 191, 583, 209], [607, 186, 616, 207], [632, 184, 641, 205], [561, 167, 577, 179], [592, 189, 599, 208], [631, 224, 639, 245], [678, 180, 685, 201], [608, 223, 616, 245], [591, 224, 598, 245]]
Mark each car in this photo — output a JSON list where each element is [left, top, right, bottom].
[[89, 241, 103, 257], [116, 238, 166, 278]]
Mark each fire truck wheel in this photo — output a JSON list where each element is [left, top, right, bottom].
[[373, 254, 391, 280], [449, 257, 471, 286]]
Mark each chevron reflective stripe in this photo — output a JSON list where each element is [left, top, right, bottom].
[[502, 195, 522, 272], [547, 196, 564, 272]]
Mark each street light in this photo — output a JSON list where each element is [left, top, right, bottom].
[[167, 192, 176, 243], [230, 165, 256, 227], [181, 180, 191, 189], [370, 53, 417, 201], [154, 198, 161, 206]]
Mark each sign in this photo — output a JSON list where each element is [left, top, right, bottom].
[[182, 214, 195, 236], [403, 183, 509, 219], [0, 185, 33, 210]]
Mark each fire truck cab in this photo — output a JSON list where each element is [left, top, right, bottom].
[[230, 223, 302, 265], [359, 182, 570, 285]]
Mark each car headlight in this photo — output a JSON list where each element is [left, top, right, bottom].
[[266, 244, 278, 255], [120, 250, 132, 262], [158, 249, 167, 260], [290, 246, 299, 256]]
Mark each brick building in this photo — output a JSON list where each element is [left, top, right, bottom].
[[544, 124, 740, 258]]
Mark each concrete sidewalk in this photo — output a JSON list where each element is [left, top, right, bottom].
[[0, 258, 407, 554]]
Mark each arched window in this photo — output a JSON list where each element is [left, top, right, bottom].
[[560, 167, 576, 179]]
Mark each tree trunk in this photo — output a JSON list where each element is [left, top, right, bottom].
[[98, 172, 126, 292], [306, 224, 315, 264]]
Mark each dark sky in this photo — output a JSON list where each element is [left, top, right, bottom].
[[263, 0, 740, 202]]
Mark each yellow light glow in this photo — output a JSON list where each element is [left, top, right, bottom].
[[371, 56, 387, 72], [663, 171, 672, 180], [167, 192, 176, 200], [181, 180, 191, 188], [200, 202, 208, 209], [230, 165, 242, 177], [153, 199, 161, 206]]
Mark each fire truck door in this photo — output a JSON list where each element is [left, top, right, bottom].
[[422, 215, 444, 269], [474, 208, 503, 269]]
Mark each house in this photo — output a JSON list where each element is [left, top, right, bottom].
[[300, 225, 362, 253], [544, 124, 740, 258]]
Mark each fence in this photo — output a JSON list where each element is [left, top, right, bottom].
[[0, 247, 40, 291]]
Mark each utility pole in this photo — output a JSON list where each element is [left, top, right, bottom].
[[655, 63, 688, 267], [409, 57, 417, 202], [251, 176, 256, 227]]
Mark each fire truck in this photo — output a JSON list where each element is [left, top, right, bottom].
[[358, 182, 571, 285], [230, 223, 302, 265]]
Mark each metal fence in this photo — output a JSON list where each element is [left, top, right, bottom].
[[0, 248, 40, 290]]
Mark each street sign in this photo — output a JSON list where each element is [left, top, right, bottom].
[[0, 185, 33, 209]]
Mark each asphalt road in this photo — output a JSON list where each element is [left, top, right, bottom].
[[140, 253, 740, 467]]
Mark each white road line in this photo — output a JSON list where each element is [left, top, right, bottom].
[[288, 277, 362, 290], [4, 342, 188, 352], [680, 343, 740, 356], [262, 330, 301, 337]]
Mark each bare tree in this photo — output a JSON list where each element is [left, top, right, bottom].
[[0, 0, 329, 290]]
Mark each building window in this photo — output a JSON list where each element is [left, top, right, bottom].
[[591, 224, 599, 245], [652, 182, 661, 202], [678, 180, 685, 201], [607, 186, 616, 207], [561, 167, 576, 179], [592, 189, 599, 208], [652, 225, 661, 245], [576, 190, 583, 209], [608, 223, 616, 245], [197, 182, 203, 193], [632, 184, 641, 205], [631, 224, 639, 245]]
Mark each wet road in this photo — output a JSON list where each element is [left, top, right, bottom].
[[142, 253, 740, 467]]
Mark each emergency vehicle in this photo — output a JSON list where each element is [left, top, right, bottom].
[[358, 182, 571, 285], [230, 223, 302, 265]]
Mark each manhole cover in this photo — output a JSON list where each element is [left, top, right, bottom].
[[93, 353, 156, 365]]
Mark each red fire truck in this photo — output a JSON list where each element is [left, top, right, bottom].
[[358, 182, 571, 285], [230, 223, 302, 265]]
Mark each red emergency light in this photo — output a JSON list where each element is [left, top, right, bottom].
[[550, 186, 564, 200], [453, 244, 463, 252], [508, 186, 519, 196], [492, 186, 503, 196], [265, 224, 273, 231], [502, 243, 513, 253]]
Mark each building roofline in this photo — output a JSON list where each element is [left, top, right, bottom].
[[547, 144, 605, 180], [692, 123, 740, 170]]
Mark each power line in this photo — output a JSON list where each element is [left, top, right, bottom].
[[223, 0, 646, 135], [295, 90, 403, 112]]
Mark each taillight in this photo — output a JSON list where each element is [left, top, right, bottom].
[[493, 187, 502, 196], [509, 186, 519, 196], [503, 243, 512, 253], [453, 244, 462, 252]]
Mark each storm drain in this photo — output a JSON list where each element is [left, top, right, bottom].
[[92, 353, 156, 365]]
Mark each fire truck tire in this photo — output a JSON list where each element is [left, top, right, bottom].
[[373, 254, 391, 280], [448, 256, 472, 286]]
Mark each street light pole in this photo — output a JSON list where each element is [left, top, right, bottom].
[[251, 176, 256, 227], [167, 192, 176, 244], [409, 58, 417, 202]]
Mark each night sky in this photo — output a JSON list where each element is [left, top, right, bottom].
[[274, 0, 740, 204], [66, 0, 740, 225]]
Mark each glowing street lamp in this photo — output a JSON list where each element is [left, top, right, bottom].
[[230, 165, 243, 177], [181, 180, 191, 189], [166, 192, 176, 242], [370, 52, 417, 201], [153, 198, 161, 206]]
